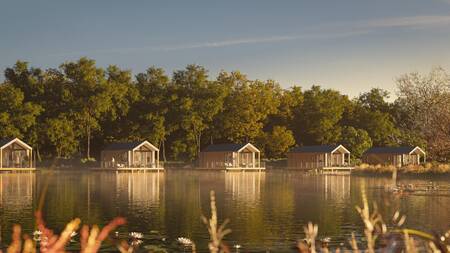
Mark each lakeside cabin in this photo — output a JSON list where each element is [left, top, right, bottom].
[[362, 146, 426, 167], [287, 144, 351, 170], [100, 141, 163, 171], [0, 138, 34, 170], [198, 143, 264, 170]]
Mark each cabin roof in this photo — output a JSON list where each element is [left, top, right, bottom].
[[364, 146, 424, 155], [202, 143, 260, 152], [0, 138, 15, 148], [290, 144, 349, 153], [0, 137, 32, 150], [103, 142, 143, 151], [202, 143, 247, 152], [103, 141, 158, 151]]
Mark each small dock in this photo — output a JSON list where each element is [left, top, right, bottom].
[[0, 167, 36, 172], [92, 167, 164, 172], [226, 167, 265, 172], [320, 166, 354, 174]]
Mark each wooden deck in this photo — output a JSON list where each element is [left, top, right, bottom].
[[92, 167, 164, 172], [0, 167, 36, 172], [320, 166, 354, 174], [226, 167, 265, 172]]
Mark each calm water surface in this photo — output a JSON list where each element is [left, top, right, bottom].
[[0, 170, 449, 252]]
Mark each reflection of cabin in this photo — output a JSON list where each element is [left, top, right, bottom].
[[198, 143, 264, 170], [287, 145, 351, 169], [100, 141, 163, 170], [0, 138, 34, 170], [362, 146, 425, 167]]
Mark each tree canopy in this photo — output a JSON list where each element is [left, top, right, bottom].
[[1, 58, 448, 162]]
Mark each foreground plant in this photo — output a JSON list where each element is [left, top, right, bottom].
[[2, 211, 126, 253], [202, 191, 232, 253], [2, 187, 448, 253], [296, 186, 450, 253]]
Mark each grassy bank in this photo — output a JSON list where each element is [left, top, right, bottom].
[[353, 162, 450, 175]]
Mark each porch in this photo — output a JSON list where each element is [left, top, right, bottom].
[[226, 144, 264, 170], [101, 141, 163, 170]]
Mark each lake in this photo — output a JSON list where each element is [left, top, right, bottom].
[[0, 170, 448, 252]]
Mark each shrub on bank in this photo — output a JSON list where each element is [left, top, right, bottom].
[[354, 162, 450, 175]]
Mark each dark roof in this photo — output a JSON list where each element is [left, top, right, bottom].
[[364, 146, 418, 154], [103, 141, 145, 151], [289, 145, 342, 153], [202, 143, 247, 152], [0, 137, 16, 148]]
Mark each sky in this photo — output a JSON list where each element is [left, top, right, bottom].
[[1, 0, 450, 98]]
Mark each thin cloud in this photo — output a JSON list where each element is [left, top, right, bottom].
[[49, 30, 369, 56], [156, 30, 369, 51], [360, 15, 450, 28], [50, 14, 450, 56]]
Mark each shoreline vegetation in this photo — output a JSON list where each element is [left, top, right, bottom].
[[33, 158, 450, 176], [2, 189, 449, 253], [353, 162, 450, 175]]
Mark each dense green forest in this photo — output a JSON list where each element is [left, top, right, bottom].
[[0, 58, 449, 162]]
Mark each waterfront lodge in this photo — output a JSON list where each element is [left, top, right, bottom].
[[0, 138, 34, 170], [0, 136, 430, 172], [362, 146, 426, 167], [198, 143, 264, 170], [100, 140, 163, 171], [287, 144, 351, 170]]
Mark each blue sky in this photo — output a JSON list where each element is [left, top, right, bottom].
[[1, 0, 450, 97]]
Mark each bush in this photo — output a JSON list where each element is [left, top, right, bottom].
[[354, 162, 450, 175]]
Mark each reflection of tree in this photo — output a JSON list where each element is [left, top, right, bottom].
[[164, 171, 203, 241], [350, 176, 450, 233], [317, 175, 351, 237], [39, 173, 103, 228], [224, 172, 267, 247], [262, 173, 296, 247], [114, 171, 165, 232], [225, 172, 265, 204]]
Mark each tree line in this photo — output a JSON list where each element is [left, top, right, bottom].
[[0, 58, 449, 162]]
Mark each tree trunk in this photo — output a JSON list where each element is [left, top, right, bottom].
[[87, 124, 91, 159], [162, 139, 167, 162], [36, 145, 42, 162], [196, 132, 202, 157]]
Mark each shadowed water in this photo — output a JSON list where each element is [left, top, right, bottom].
[[0, 170, 448, 252]]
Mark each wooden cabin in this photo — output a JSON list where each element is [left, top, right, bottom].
[[100, 141, 162, 170], [362, 146, 425, 167], [0, 138, 34, 170], [198, 143, 264, 170], [287, 144, 351, 169]]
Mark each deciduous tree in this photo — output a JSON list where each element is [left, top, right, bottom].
[[395, 67, 450, 161], [60, 58, 113, 159]]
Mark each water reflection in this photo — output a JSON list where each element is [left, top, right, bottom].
[[0, 173, 35, 244], [115, 171, 163, 209], [225, 172, 264, 204], [0, 172, 35, 209], [323, 175, 351, 201], [0, 171, 447, 252]]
